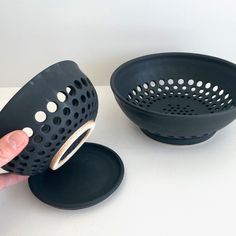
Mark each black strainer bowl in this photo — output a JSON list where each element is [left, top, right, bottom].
[[111, 53, 236, 145], [0, 61, 98, 175]]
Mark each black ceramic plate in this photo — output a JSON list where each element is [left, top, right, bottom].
[[28, 142, 124, 210]]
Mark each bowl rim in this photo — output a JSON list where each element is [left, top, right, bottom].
[[110, 52, 236, 118]]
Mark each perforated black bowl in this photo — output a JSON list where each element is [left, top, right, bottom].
[[0, 61, 98, 175], [111, 53, 236, 145]]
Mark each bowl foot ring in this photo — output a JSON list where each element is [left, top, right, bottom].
[[141, 129, 216, 145]]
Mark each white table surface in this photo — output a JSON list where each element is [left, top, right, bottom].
[[1, 86, 236, 236]]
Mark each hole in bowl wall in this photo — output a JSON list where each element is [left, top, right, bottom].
[[47, 102, 58, 113], [22, 127, 34, 137]]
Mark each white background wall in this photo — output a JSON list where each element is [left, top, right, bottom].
[[0, 0, 235, 86]]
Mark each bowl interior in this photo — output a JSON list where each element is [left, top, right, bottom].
[[112, 53, 236, 115]]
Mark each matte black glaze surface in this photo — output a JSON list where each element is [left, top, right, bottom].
[[0, 61, 98, 175], [111, 53, 236, 145], [28, 142, 124, 210]]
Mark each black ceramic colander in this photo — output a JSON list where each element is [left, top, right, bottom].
[[111, 53, 236, 145], [0, 61, 98, 175]]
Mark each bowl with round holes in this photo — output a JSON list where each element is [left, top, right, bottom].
[[0, 60, 98, 175], [111, 52, 236, 145]]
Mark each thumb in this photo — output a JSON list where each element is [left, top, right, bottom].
[[0, 130, 29, 167]]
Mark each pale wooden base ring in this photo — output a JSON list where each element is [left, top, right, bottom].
[[50, 120, 95, 170]]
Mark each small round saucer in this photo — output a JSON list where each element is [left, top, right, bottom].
[[28, 142, 124, 210]]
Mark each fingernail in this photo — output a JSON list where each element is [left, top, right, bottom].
[[8, 131, 27, 149]]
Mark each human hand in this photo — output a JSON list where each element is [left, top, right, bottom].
[[0, 130, 29, 190]]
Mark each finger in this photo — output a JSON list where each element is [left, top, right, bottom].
[[0, 173, 28, 190], [0, 130, 29, 167]]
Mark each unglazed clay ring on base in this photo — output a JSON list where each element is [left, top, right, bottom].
[[50, 120, 95, 170]]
